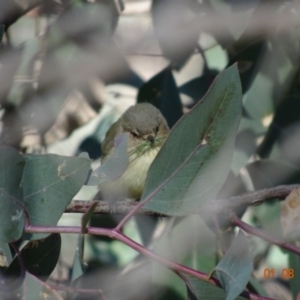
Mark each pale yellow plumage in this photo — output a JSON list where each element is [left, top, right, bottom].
[[99, 103, 169, 201]]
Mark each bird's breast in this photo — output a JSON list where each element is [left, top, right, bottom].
[[100, 147, 160, 200], [123, 147, 159, 198]]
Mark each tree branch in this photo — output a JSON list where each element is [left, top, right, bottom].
[[67, 184, 300, 215], [66, 200, 168, 216], [231, 214, 300, 257]]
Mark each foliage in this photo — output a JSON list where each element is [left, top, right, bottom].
[[0, 0, 300, 299]]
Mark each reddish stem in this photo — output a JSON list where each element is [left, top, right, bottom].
[[25, 224, 274, 300], [231, 214, 300, 256]]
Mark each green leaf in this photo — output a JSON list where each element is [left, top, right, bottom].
[[248, 277, 269, 298], [87, 133, 128, 186], [143, 64, 242, 215], [0, 147, 25, 243], [24, 273, 63, 299], [71, 234, 86, 282], [75, 202, 97, 280], [4, 234, 61, 282], [227, 40, 265, 93], [137, 67, 183, 128], [215, 231, 253, 300], [0, 272, 63, 300], [22, 154, 91, 239], [186, 283, 198, 300], [186, 276, 248, 300], [81, 201, 98, 233]]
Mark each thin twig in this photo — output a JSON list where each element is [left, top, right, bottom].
[[231, 214, 300, 257]]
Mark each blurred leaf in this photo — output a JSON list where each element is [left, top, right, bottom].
[[4, 234, 61, 282], [224, 0, 260, 12], [0, 147, 25, 243], [56, 3, 118, 43], [0, 25, 4, 44], [253, 200, 282, 238], [0, 272, 63, 299], [19, 50, 69, 135], [186, 276, 247, 300], [0, 46, 22, 105], [134, 214, 158, 246], [216, 171, 245, 199], [228, 40, 266, 93], [87, 133, 128, 186], [243, 71, 274, 120], [235, 128, 257, 157], [231, 116, 265, 173], [151, 0, 200, 69], [44, 90, 97, 146], [81, 201, 98, 233], [137, 67, 183, 128], [153, 263, 186, 300], [247, 277, 269, 297], [152, 215, 216, 299], [71, 234, 86, 282], [143, 64, 242, 216], [7, 38, 39, 106], [22, 154, 91, 240], [215, 230, 252, 300], [257, 96, 300, 159], [276, 3, 300, 65], [246, 159, 300, 190], [0, 104, 24, 148]]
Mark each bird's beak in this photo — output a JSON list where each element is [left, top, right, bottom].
[[147, 135, 155, 144]]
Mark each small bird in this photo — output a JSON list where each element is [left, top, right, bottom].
[[99, 103, 169, 201]]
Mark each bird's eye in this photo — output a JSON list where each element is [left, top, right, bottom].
[[130, 131, 139, 138]]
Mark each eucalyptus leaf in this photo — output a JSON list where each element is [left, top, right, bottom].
[[4, 234, 61, 282], [0, 272, 63, 300], [215, 230, 253, 300], [186, 276, 248, 300], [143, 64, 242, 216], [71, 234, 86, 282], [81, 201, 98, 233], [22, 154, 91, 239], [0, 147, 25, 243]]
